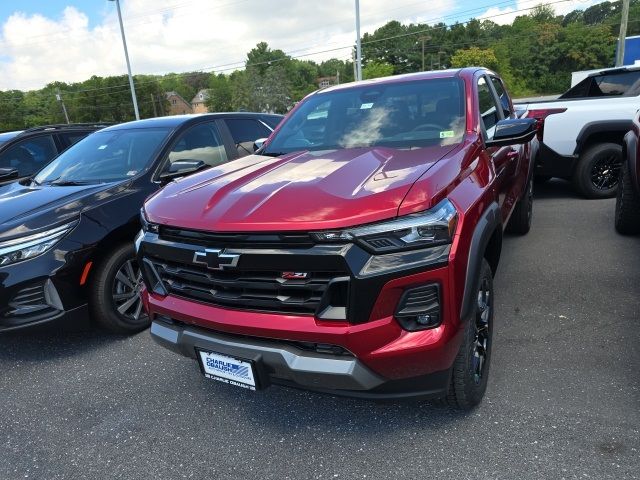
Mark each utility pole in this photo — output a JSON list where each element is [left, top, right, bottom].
[[418, 36, 431, 71], [151, 93, 158, 117], [109, 0, 140, 120], [352, 47, 357, 80], [336, 70, 340, 85], [616, 0, 630, 67], [55, 90, 70, 124], [355, 0, 362, 81]]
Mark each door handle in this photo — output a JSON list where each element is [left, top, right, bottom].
[[506, 149, 519, 160]]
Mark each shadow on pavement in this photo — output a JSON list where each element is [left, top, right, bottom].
[[533, 178, 583, 200], [0, 316, 130, 362], [194, 373, 474, 432]]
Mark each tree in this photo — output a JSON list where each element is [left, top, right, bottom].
[[206, 74, 232, 112], [450, 47, 499, 71], [362, 61, 394, 79]]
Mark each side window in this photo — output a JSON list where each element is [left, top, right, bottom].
[[561, 71, 640, 98], [225, 118, 272, 157], [165, 122, 228, 170], [60, 132, 90, 148], [0, 136, 57, 176], [490, 77, 512, 118], [477, 77, 500, 139], [226, 119, 271, 144]]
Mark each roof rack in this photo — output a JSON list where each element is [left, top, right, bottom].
[[20, 122, 115, 134]]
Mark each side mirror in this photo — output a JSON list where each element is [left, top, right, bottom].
[[160, 159, 207, 181], [253, 138, 268, 152], [0, 167, 19, 182], [485, 118, 537, 147]]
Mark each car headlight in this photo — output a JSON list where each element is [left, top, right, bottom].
[[311, 199, 458, 253], [140, 208, 159, 234], [0, 222, 77, 267]]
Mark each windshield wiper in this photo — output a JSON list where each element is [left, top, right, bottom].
[[47, 179, 100, 186]]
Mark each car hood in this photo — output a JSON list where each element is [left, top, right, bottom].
[[145, 146, 457, 232], [0, 180, 131, 241]]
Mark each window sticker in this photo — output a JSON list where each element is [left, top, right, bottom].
[[98, 145, 108, 150], [126, 170, 137, 176], [360, 102, 374, 109], [440, 130, 455, 138]]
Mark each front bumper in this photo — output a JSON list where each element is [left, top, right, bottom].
[[151, 317, 452, 399], [0, 238, 91, 332], [139, 228, 464, 396]]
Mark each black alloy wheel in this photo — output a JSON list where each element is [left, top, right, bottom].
[[112, 258, 146, 323], [590, 153, 621, 192], [445, 259, 494, 409], [472, 277, 492, 384], [574, 143, 622, 199], [90, 243, 151, 334]]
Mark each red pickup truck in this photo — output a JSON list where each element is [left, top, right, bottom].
[[137, 68, 537, 409]]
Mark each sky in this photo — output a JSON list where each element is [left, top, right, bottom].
[[0, 0, 607, 91]]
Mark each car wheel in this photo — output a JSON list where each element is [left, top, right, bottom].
[[506, 176, 533, 235], [445, 259, 493, 409], [89, 243, 149, 334], [573, 143, 622, 199], [614, 161, 640, 234]]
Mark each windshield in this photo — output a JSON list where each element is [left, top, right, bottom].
[[33, 127, 171, 185], [263, 77, 465, 155]]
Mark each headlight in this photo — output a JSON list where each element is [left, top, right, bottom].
[[0, 222, 77, 267], [311, 199, 458, 253], [140, 208, 159, 234]]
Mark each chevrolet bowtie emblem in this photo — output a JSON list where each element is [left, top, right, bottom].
[[192, 248, 240, 270]]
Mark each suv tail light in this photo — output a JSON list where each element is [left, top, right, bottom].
[[524, 108, 567, 140]]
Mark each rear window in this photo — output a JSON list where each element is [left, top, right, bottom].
[[264, 78, 465, 155], [560, 70, 640, 99]]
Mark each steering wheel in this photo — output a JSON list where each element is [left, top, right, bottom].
[[411, 123, 445, 132]]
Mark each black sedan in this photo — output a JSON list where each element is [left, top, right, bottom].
[[0, 112, 283, 333]]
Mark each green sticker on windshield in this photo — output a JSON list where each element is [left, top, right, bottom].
[[440, 130, 455, 138]]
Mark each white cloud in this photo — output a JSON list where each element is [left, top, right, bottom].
[[0, 0, 451, 91], [479, 0, 608, 26]]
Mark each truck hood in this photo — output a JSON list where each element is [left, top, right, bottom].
[[0, 180, 130, 241], [145, 146, 457, 232]]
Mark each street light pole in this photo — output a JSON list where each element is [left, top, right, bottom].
[[616, 0, 630, 67], [355, 0, 362, 81], [109, 0, 140, 120]]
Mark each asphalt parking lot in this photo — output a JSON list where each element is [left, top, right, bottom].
[[1, 179, 639, 480]]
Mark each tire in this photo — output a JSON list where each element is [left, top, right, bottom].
[[89, 243, 150, 334], [506, 176, 533, 235], [614, 161, 640, 234], [573, 143, 622, 199], [445, 259, 494, 410]]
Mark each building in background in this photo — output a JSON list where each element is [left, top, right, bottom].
[[191, 89, 210, 113], [316, 76, 338, 89], [165, 91, 193, 115]]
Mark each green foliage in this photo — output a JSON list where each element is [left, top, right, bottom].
[[450, 47, 499, 71], [206, 74, 232, 112], [362, 62, 394, 79]]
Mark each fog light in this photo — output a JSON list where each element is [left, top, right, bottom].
[[394, 284, 441, 331]]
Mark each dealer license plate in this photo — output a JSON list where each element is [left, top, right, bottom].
[[197, 350, 257, 390]]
